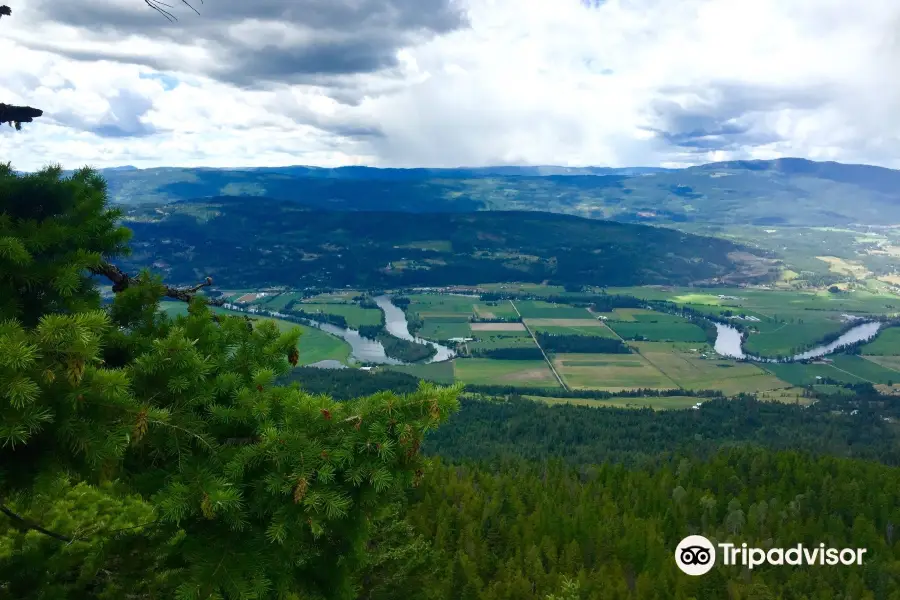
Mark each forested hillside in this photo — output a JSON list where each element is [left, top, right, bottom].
[[100, 158, 900, 226], [402, 449, 900, 599], [120, 196, 776, 288]]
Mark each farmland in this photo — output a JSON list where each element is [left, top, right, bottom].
[[551, 353, 673, 391], [454, 359, 561, 388], [164, 282, 899, 406]]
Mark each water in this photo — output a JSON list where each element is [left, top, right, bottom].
[[374, 295, 456, 363], [303, 320, 403, 365], [714, 321, 883, 362]]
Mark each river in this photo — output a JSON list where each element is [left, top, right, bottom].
[[374, 295, 456, 363], [714, 321, 883, 362], [302, 296, 455, 366]]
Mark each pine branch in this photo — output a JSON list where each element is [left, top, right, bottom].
[[0, 6, 11, 19], [0, 103, 43, 131], [90, 261, 225, 306], [0, 501, 72, 542]]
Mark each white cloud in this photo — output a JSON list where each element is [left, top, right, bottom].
[[3, 0, 900, 170]]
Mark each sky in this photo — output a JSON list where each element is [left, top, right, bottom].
[[2, 0, 900, 171]]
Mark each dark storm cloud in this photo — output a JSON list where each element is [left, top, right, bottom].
[[22, 0, 468, 86], [648, 82, 833, 151]]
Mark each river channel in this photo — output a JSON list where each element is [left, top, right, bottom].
[[304, 296, 455, 367], [713, 321, 883, 362]]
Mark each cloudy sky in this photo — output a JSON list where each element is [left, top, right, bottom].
[[2, 0, 900, 171]]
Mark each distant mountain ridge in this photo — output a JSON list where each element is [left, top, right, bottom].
[[86, 158, 900, 226], [120, 196, 776, 289]]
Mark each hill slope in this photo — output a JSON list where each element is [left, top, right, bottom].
[[121, 197, 776, 288], [99, 158, 900, 226]]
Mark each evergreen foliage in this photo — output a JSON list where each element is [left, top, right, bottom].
[[0, 166, 459, 599]]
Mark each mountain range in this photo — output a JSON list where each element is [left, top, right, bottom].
[[98, 158, 900, 227]]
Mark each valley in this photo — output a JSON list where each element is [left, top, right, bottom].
[[182, 282, 900, 411]]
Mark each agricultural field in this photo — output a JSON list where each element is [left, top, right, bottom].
[[467, 331, 537, 352], [525, 395, 703, 411], [453, 358, 561, 388], [864, 355, 900, 372], [406, 294, 478, 318], [256, 292, 304, 311], [607, 321, 707, 343], [759, 356, 899, 386], [472, 302, 519, 319], [860, 327, 900, 355], [470, 322, 527, 332], [528, 323, 618, 338], [381, 361, 455, 385], [634, 343, 791, 394], [291, 303, 383, 328], [551, 353, 673, 391], [511, 300, 592, 319], [418, 320, 474, 341]]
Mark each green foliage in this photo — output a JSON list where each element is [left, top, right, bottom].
[[120, 197, 757, 289], [0, 167, 459, 599], [404, 448, 900, 598]]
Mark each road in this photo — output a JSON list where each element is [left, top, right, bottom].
[[509, 300, 569, 391]]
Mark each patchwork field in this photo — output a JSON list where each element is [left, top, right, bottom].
[[635, 343, 791, 394], [454, 359, 561, 388], [470, 322, 527, 331], [552, 353, 674, 391]]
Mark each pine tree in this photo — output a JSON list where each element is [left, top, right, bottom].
[[0, 165, 459, 599]]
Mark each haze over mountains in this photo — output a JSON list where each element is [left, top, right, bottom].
[[102, 158, 900, 227]]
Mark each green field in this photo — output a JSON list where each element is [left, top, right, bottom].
[[635, 343, 791, 394], [454, 359, 561, 388], [830, 355, 899, 384], [530, 324, 618, 338], [606, 321, 707, 343], [418, 320, 473, 341], [407, 294, 478, 318], [472, 302, 519, 319], [525, 395, 703, 411], [256, 292, 303, 311], [552, 353, 673, 391], [511, 300, 591, 319], [742, 321, 846, 357], [291, 303, 383, 328], [468, 332, 537, 351], [381, 362, 455, 385], [864, 355, 900, 371], [762, 362, 865, 386], [860, 327, 900, 355], [159, 301, 351, 366], [762, 355, 898, 386]]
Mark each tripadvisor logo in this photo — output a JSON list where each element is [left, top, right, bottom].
[[675, 535, 868, 576], [676, 535, 716, 576]]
